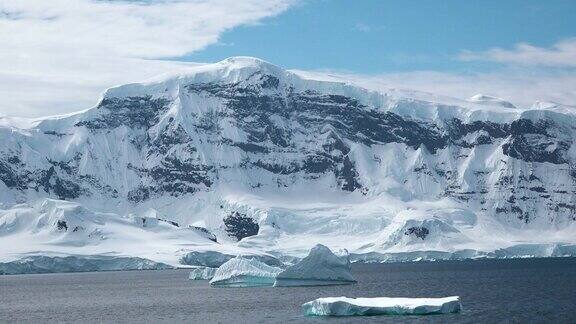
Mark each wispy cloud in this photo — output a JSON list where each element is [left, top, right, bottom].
[[0, 0, 297, 117], [353, 22, 371, 32], [352, 22, 385, 33], [459, 38, 576, 67], [293, 69, 576, 108], [1, 2, 574, 118], [293, 38, 576, 108]]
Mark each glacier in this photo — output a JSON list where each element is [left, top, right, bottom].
[[0, 255, 171, 275], [209, 256, 282, 287], [274, 244, 356, 286], [0, 56, 576, 274], [302, 296, 462, 316]]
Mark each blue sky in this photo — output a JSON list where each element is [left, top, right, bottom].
[[1, 0, 575, 117], [185, 0, 576, 74]]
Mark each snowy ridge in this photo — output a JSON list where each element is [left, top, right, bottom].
[[0, 57, 576, 273]]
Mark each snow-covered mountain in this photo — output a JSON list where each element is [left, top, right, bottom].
[[1, 57, 575, 273]]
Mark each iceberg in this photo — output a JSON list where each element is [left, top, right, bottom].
[[302, 296, 462, 316], [180, 251, 284, 268], [188, 267, 217, 280], [209, 256, 282, 287], [180, 251, 234, 268], [274, 244, 356, 287]]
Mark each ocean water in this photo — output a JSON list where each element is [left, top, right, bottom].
[[1, 258, 575, 323]]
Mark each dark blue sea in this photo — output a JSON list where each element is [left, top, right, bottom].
[[1, 258, 575, 323]]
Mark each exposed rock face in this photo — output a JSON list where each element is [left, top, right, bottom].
[[189, 226, 217, 242], [0, 56, 575, 232], [223, 212, 259, 241], [57, 220, 68, 231], [405, 227, 429, 240]]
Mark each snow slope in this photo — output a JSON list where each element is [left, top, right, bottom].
[[0, 57, 575, 273]]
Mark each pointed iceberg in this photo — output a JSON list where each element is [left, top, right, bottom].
[[209, 256, 282, 287], [274, 244, 356, 287], [302, 296, 462, 316], [188, 267, 217, 280]]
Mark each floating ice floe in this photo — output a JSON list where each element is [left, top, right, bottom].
[[302, 296, 462, 316], [188, 267, 217, 280], [209, 256, 282, 287], [274, 244, 356, 287]]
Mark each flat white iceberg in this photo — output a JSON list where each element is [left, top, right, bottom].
[[274, 244, 356, 287], [209, 256, 282, 287], [188, 267, 217, 280], [302, 296, 462, 316]]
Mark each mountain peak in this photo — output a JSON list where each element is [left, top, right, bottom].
[[102, 56, 287, 100], [2, 54, 576, 269], [217, 56, 276, 68]]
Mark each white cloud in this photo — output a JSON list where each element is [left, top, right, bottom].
[[293, 39, 576, 108], [293, 69, 576, 108], [352, 22, 386, 33], [459, 38, 576, 67], [0, 0, 296, 117], [353, 22, 371, 32], [1, 2, 574, 118]]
